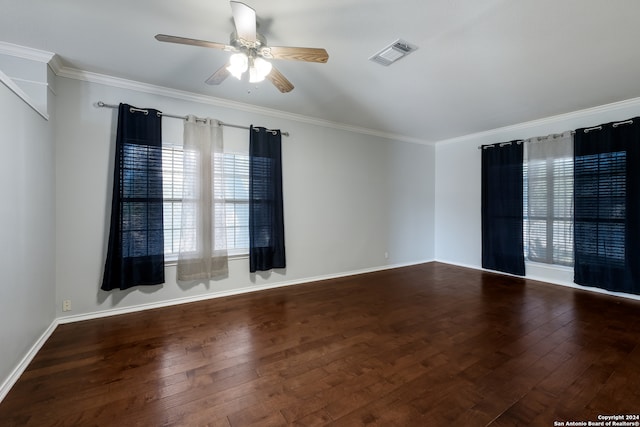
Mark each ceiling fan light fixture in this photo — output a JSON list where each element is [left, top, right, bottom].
[[227, 52, 248, 79], [249, 57, 273, 83], [248, 67, 262, 83]]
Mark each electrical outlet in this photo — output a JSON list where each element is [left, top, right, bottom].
[[62, 300, 71, 312]]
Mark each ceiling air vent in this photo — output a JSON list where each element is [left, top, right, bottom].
[[369, 39, 419, 66]]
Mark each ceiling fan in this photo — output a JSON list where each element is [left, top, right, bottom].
[[155, 1, 329, 93]]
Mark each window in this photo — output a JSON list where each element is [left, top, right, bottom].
[[162, 142, 249, 259], [523, 134, 574, 267]]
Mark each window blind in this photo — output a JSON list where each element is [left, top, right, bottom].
[[217, 153, 250, 254], [162, 143, 184, 256], [574, 151, 626, 268]]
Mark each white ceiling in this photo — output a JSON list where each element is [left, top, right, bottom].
[[2, 0, 640, 143]]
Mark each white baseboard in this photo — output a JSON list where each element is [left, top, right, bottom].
[[433, 258, 482, 272], [0, 320, 58, 402], [434, 258, 640, 302], [56, 259, 434, 324], [524, 272, 640, 302]]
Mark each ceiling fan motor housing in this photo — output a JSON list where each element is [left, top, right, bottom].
[[230, 31, 267, 51]]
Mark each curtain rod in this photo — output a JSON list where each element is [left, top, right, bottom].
[[477, 118, 636, 150], [95, 101, 289, 137]]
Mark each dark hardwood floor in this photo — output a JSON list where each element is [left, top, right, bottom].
[[1, 262, 639, 426]]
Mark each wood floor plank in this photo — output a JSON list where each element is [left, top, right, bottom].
[[1, 262, 639, 426]]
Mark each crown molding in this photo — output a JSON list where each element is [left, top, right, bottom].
[[0, 42, 55, 63], [54, 65, 431, 145], [435, 96, 640, 147], [47, 54, 64, 75]]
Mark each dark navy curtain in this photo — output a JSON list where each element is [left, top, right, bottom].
[[481, 141, 525, 276], [102, 104, 165, 291], [249, 126, 286, 273], [574, 118, 640, 295]]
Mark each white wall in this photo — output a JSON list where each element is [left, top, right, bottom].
[[387, 141, 435, 264], [0, 80, 56, 388], [435, 97, 640, 298], [54, 76, 435, 318]]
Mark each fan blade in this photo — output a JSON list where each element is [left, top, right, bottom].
[[205, 64, 231, 85], [155, 34, 232, 51], [230, 1, 256, 43], [261, 46, 329, 63], [267, 66, 294, 93]]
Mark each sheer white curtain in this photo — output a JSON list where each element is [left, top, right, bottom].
[[524, 131, 574, 266], [177, 116, 228, 281]]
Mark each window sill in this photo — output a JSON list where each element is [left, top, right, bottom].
[[525, 260, 573, 273], [164, 253, 249, 267]]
